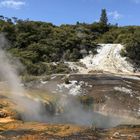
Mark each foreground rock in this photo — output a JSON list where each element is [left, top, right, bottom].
[[0, 73, 140, 139], [0, 121, 140, 140]]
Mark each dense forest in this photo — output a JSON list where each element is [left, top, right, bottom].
[[0, 9, 140, 75]]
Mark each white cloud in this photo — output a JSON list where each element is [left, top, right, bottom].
[[0, 0, 26, 9], [108, 11, 122, 20]]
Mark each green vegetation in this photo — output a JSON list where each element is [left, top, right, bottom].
[[80, 95, 94, 106], [97, 26, 140, 68], [100, 9, 108, 26], [64, 77, 71, 84], [0, 17, 100, 75], [0, 9, 140, 75]]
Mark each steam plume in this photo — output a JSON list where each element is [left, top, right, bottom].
[[0, 34, 48, 121], [0, 34, 131, 128]]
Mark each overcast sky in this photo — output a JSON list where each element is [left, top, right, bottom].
[[0, 0, 140, 25]]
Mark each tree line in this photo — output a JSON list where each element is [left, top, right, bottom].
[[0, 9, 139, 75]]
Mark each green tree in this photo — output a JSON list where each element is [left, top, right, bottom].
[[100, 9, 108, 25]]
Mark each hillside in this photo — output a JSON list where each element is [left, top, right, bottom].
[[0, 11, 140, 140], [0, 16, 139, 75]]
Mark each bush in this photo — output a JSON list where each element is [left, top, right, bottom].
[[80, 95, 94, 106]]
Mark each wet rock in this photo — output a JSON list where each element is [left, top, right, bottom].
[[0, 104, 3, 109], [11, 111, 22, 121], [113, 132, 120, 138], [43, 101, 56, 116], [0, 112, 7, 118], [0, 135, 5, 140]]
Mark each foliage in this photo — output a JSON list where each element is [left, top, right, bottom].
[[80, 95, 94, 106], [100, 9, 108, 26], [0, 17, 100, 75], [97, 26, 140, 69], [64, 77, 70, 84], [0, 10, 140, 75]]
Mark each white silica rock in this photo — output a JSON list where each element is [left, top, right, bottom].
[[80, 44, 134, 74], [57, 80, 86, 96]]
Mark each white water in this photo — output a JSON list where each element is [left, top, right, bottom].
[[80, 44, 134, 74]]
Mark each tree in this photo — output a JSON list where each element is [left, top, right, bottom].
[[0, 15, 4, 20], [100, 9, 108, 26]]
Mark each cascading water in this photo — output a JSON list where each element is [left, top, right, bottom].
[[80, 44, 134, 74]]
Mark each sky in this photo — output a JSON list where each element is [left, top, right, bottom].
[[0, 0, 140, 26]]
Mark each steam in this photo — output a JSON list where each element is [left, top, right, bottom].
[[0, 34, 48, 121], [0, 34, 133, 128], [0, 34, 95, 125]]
